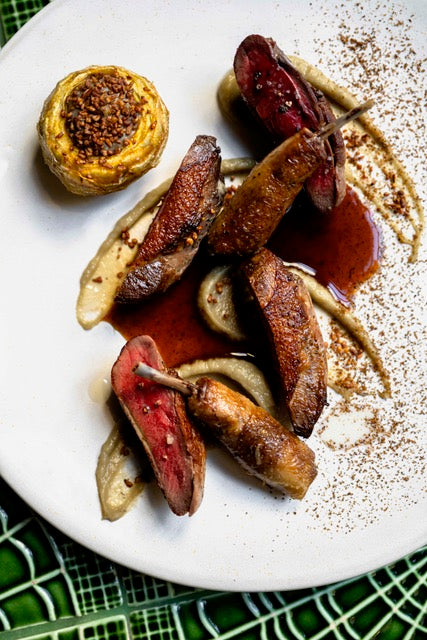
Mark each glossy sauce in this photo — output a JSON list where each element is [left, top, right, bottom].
[[107, 254, 238, 367], [269, 186, 382, 305], [108, 185, 382, 364]]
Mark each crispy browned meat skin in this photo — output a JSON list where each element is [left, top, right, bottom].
[[207, 128, 326, 257], [233, 34, 346, 212], [187, 377, 317, 499], [111, 335, 206, 515], [240, 249, 327, 437], [115, 135, 222, 303]]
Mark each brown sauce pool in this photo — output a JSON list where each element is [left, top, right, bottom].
[[106, 254, 238, 367], [107, 185, 381, 365], [268, 185, 382, 305]]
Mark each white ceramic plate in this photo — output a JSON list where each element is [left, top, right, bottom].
[[1, 0, 426, 591]]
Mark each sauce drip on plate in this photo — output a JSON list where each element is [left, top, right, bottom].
[[268, 186, 382, 305], [106, 255, 237, 367]]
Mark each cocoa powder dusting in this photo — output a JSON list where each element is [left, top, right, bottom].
[[293, 0, 427, 535]]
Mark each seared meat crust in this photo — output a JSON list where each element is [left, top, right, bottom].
[[240, 248, 327, 437], [233, 34, 346, 212], [188, 377, 317, 499], [116, 135, 222, 303], [207, 128, 326, 257]]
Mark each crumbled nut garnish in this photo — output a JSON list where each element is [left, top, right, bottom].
[[120, 227, 140, 249], [64, 70, 144, 160], [224, 184, 237, 201], [215, 281, 224, 294]]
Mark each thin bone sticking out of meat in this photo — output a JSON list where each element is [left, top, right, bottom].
[[134, 362, 317, 499], [233, 33, 346, 212]]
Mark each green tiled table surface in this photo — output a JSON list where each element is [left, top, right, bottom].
[[0, 1, 426, 638]]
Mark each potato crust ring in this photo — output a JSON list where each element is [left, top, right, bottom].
[[37, 65, 169, 196]]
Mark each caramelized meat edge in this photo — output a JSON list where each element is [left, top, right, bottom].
[[233, 34, 346, 212], [116, 135, 222, 303], [208, 128, 326, 257], [240, 248, 328, 437], [188, 376, 317, 499]]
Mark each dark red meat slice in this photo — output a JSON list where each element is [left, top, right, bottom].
[[234, 34, 345, 212], [111, 335, 206, 515]]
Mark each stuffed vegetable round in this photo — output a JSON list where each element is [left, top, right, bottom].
[[37, 65, 169, 195]]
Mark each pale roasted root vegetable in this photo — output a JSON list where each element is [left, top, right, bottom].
[[197, 265, 247, 341], [134, 363, 317, 500], [38, 65, 169, 195]]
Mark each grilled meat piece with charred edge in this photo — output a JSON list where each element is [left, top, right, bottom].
[[207, 128, 327, 257], [240, 248, 327, 437], [132, 362, 317, 499], [187, 377, 317, 499], [233, 34, 346, 212], [115, 135, 222, 303], [111, 335, 206, 515]]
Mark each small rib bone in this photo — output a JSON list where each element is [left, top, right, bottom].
[[318, 99, 374, 139], [133, 362, 194, 396]]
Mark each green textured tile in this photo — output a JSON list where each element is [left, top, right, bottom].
[[19, 521, 62, 574], [82, 617, 127, 640], [131, 607, 178, 640], [291, 603, 327, 635], [205, 593, 250, 630], [120, 568, 173, 605], [44, 576, 76, 617], [2, 589, 48, 627], [59, 631, 81, 640], [333, 576, 373, 609], [0, 540, 30, 590], [0, 0, 50, 41]]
